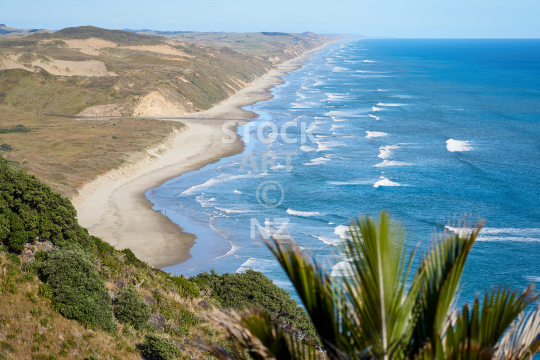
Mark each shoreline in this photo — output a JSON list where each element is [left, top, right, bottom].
[[74, 42, 336, 269]]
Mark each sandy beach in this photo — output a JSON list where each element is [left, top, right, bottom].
[[75, 44, 332, 268]]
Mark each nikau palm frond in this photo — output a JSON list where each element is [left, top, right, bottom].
[[494, 304, 540, 360], [202, 211, 540, 360]]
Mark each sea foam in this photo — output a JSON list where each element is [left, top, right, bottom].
[[446, 139, 472, 152], [331, 261, 354, 277], [286, 209, 325, 217], [303, 157, 331, 166], [378, 144, 400, 159], [334, 225, 350, 238], [374, 160, 412, 167], [373, 176, 401, 188], [366, 131, 388, 138]]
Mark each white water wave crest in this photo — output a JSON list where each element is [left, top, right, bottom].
[[331, 261, 354, 277], [446, 139, 473, 152], [378, 144, 400, 159], [303, 157, 331, 166], [216, 207, 251, 214], [366, 131, 388, 138], [377, 102, 405, 106], [374, 160, 413, 167], [334, 225, 350, 239], [300, 145, 317, 152], [327, 179, 374, 185], [236, 258, 276, 273], [286, 209, 325, 217], [373, 176, 401, 188], [368, 114, 380, 120], [317, 140, 346, 151]]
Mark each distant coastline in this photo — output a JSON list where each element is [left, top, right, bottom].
[[75, 41, 339, 269]]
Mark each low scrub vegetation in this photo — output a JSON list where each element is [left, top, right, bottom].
[[0, 161, 318, 359], [37, 246, 117, 332], [0, 124, 30, 134], [191, 269, 317, 340], [0, 158, 93, 251], [142, 334, 180, 360], [115, 285, 151, 330]]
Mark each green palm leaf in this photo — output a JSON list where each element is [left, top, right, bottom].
[[495, 304, 540, 360], [339, 211, 423, 359], [265, 237, 351, 359], [410, 221, 484, 357], [443, 286, 536, 360]]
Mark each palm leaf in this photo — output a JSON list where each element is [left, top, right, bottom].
[[443, 285, 536, 360], [265, 237, 351, 359], [494, 303, 540, 360], [410, 220, 484, 356], [339, 211, 423, 359]]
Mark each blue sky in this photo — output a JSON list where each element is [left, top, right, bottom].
[[3, 0, 539, 38]]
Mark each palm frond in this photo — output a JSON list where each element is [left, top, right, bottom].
[[200, 311, 272, 360], [265, 237, 350, 359], [494, 303, 540, 360], [443, 285, 537, 360], [410, 220, 484, 356], [339, 211, 423, 359]]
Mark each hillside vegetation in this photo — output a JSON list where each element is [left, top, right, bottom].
[[131, 31, 348, 64], [0, 113, 184, 198], [0, 158, 317, 359], [0, 26, 343, 118], [0, 26, 275, 117]]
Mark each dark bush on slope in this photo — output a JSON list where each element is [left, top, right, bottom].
[[0, 158, 92, 251], [142, 334, 179, 360], [190, 269, 317, 340], [37, 246, 117, 332], [115, 285, 151, 330]]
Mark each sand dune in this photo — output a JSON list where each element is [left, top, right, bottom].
[[118, 44, 194, 58], [1, 57, 117, 77]]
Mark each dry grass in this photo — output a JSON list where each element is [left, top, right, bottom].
[[0, 274, 223, 359], [0, 280, 144, 359], [0, 113, 184, 198]]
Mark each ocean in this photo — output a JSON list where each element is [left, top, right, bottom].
[[147, 38, 540, 305]]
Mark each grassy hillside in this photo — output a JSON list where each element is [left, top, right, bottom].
[[0, 113, 184, 198], [136, 31, 348, 63], [0, 26, 274, 117], [0, 158, 316, 359]]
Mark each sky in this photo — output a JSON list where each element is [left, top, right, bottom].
[[3, 0, 540, 38]]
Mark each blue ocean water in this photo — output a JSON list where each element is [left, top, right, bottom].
[[147, 39, 540, 305]]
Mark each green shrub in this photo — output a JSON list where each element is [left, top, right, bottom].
[[142, 334, 179, 360], [0, 143, 12, 151], [114, 286, 151, 329], [120, 248, 144, 266], [0, 158, 93, 251], [37, 247, 117, 332], [0, 124, 30, 134], [169, 275, 200, 298], [191, 269, 317, 340]]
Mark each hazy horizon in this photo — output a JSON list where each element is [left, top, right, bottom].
[[3, 0, 540, 38]]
